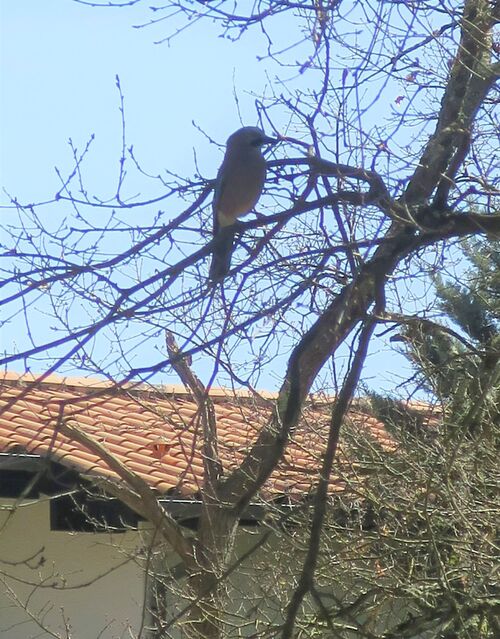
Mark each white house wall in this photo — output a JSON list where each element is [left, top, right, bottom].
[[0, 498, 412, 638], [0, 497, 145, 639]]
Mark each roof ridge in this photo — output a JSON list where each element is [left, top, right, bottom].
[[0, 370, 279, 402], [0, 371, 437, 412]]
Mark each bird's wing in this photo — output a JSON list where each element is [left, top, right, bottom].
[[212, 163, 227, 237]]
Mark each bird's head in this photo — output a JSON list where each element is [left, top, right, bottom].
[[226, 126, 277, 151]]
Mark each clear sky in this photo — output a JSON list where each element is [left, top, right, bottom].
[[1, 0, 281, 200], [0, 0, 427, 394]]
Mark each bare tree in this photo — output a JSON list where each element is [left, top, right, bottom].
[[1, 1, 499, 637]]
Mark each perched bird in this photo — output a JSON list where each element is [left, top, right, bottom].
[[209, 126, 276, 281]]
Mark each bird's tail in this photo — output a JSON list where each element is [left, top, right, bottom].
[[209, 226, 236, 281]]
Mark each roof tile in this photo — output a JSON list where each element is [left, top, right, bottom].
[[0, 371, 396, 501]]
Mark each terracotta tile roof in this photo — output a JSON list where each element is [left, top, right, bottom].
[[0, 371, 397, 501]]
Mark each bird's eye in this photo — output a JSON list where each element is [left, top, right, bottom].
[[251, 137, 263, 147]]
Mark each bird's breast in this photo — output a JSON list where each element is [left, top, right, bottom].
[[216, 154, 267, 224]]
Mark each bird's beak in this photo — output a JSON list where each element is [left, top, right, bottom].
[[262, 135, 278, 146]]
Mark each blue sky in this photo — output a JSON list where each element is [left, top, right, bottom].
[[1, 0, 280, 200], [0, 1, 435, 394]]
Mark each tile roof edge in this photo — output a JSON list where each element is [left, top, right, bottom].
[[0, 371, 438, 413], [0, 370, 282, 402]]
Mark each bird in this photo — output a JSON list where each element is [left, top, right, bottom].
[[209, 126, 276, 281]]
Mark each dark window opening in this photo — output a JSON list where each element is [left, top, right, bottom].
[[50, 490, 141, 533], [0, 469, 40, 499]]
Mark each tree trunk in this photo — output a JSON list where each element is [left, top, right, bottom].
[[183, 506, 239, 639]]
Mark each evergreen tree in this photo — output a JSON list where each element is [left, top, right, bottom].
[[404, 238, 499, 438], [356, 239, 500, 638]]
